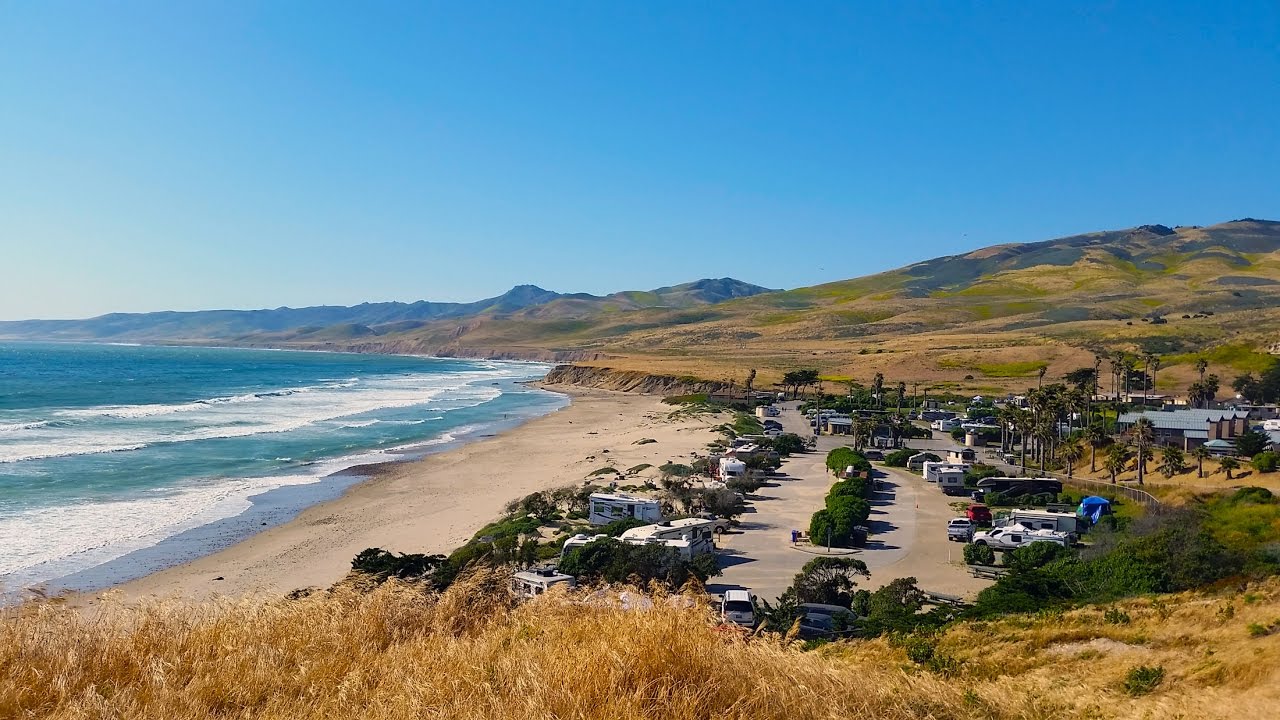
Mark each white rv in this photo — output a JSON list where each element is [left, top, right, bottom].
[[511, 567, 576, 599], [923, 461, 970, 482], [935, 468, 967, 496], [971, 524, 1069, 551], [588, 492, 663, 526], [560, 533, 609, 557], [718, 457, 747, 481], [1001, 509, 1083, 539], [620, 518, 717, 559]]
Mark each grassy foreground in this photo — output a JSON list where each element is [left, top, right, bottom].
[[4, 572, 1280, 719]]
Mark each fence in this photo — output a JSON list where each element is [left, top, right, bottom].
[[982, 451, 1161, 506]]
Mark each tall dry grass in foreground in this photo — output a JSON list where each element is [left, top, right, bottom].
[[3, 573, 1280, 720]]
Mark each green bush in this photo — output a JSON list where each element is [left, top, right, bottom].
[[825, 447, 871, 475], [790, 556, 870, 606], [559, 538, 719, 587], [1253, 451, 1279, 474], [1123, 665, 1165, 696], [1104, 608, 1132, 625], [768, 433, 808, 456], [884, 448, 919, 467], [826, 476, 870, 502], [597, 517, 649, 537], [963, 543, 996, 566]]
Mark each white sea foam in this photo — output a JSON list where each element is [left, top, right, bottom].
[[0, 448, 394, 589], [0, 370, 510, 464]]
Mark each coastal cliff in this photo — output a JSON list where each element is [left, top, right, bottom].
[[542, 365, 729, 395]]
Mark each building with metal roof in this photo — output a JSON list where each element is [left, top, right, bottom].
[[1116, 408, 1249, 450]]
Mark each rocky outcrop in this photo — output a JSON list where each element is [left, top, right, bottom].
[[542, 365, 730, 395]]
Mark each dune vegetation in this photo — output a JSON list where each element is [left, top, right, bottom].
[[4, 571, 1280, 719]]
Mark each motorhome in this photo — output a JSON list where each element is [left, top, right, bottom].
[[1001, 509, 1083, 539], [620, 518, 717, 559], [932, 418, 962, 432], [946, 448, 978, 464], [588, 492, 663, 526], [974, 477, 1063, 497], [510, 567, 576, 599]]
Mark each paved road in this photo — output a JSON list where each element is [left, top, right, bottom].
[[708, 404, 990, 604]]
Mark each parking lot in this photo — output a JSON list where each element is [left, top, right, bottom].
[[708, 404, 991, 605]]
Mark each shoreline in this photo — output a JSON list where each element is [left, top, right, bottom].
[[86, 386, 718, 603]]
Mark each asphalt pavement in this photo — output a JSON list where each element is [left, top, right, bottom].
[[708, 404, 991, 604]]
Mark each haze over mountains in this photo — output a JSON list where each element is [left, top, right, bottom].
[[5, 219, 1279, 387], [0, 278, 775, 344]]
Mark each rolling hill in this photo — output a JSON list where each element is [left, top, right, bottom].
[[5, 219, 1279, 394]]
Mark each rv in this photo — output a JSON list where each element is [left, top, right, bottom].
[[932, 418, 962, 432], [588, 492, 663, 526], [561, 533, 609, 557], [923, 461, 970, 482], [1001, 509, 1083, 539], [719, 457, 747, 480], [511, 567, 576, 599], [936, 468, 967, 496], [971, 524, 1069, 551], [974, 477, 1063, 497], [620, 518, 717, 559]]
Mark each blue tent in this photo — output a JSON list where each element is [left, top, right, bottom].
[[1077, 496, 1112, 524]]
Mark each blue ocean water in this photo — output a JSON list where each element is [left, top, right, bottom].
[[0, 342, 563, 593]]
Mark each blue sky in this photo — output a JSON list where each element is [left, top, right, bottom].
[[2, 2, 1278, 319]]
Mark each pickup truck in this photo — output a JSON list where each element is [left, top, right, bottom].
[[946, 518, 975, 542], [696, 512, 733, 534], [970, 524, 1069, 551]]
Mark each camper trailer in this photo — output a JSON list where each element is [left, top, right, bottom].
[[935, 468, 967, 496], [923, 461, 970, 482], [511, 567, 576, 599], [588, 492, 663, 526], [718, 457, 748, 481], [620, 518, 717, 559]]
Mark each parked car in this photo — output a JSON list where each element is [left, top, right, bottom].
[[966, 503, 993, 526], [946, 517, 975, 542], [696, 512, 732, 534], [863, 449, 884, 461], [971, 524, 1069, 551], [721, 589, 756, 627], [796, 603, 858, 639]]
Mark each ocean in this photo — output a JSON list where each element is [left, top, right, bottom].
[[0, 342, 564, 595]]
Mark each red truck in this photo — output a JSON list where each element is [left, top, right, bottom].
[[966, 503, 993, 526]]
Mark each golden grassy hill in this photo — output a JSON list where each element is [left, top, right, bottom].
[[282, 218, 1280, 394], [5, 571, 1280, 719]]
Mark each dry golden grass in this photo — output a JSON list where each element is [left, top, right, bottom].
[[4, 572, 1280, 719]]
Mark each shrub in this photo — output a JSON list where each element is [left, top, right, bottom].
[[559, 538, 718, 587], [351, 548, 447, 582], [790, 556, 870, 606], [1253, 451, 1279, 474], [826, 447, 871, 475], [1003, 542, 1074, 572], [884, 448, 920, 467], [769, 433, 808, 456], [1104, 608, 1132, 625], [1123, 665, 1165, 696], [658, 463, 695, 477], [963, 543, 996, 566], [826, 476, 870, 503], [598, 517, 648, 537]]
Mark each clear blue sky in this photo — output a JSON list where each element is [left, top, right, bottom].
[[3, 2, 1278, 319]]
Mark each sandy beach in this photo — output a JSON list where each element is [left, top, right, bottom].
[[97, 387, 720, 602]]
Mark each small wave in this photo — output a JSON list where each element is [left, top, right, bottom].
[[338, 420, 380, 429], [0, 442, 149, 464], [0, 421, 53, 433]]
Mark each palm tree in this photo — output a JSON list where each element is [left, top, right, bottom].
[[1196, 358, 1208, 384], [1084, 424, 1110, 473], [1014, 408, 1035, 474], [1127, 417, 1155, 486], [895, 381, 906, 415], [1219, 456, 1240, 480], [1060, 440, 1084, 478], [1158, 445, 1185, 478], [1108, 353, 1121, 401], [1190, 445, 1211, 479], [1037, 365, 1047, 390], [745, 369, 757, 398], [1149, 356, 1161, 400], [872, 373, 884, 410], [1105, 444, 1129, 484]]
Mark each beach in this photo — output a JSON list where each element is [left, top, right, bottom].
[[97, 387, 719, 602]]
